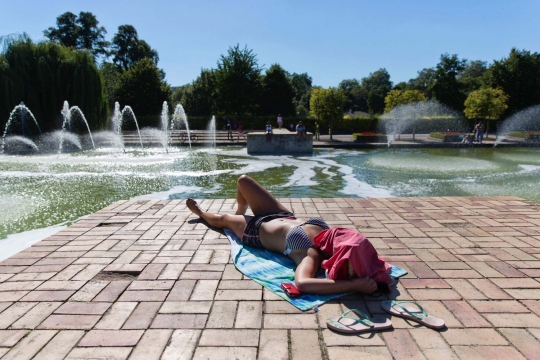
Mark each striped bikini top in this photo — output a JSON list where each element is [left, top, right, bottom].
[[283, 217, 330, 255]]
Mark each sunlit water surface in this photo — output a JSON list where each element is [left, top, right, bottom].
[[1, 146, 540, 249]]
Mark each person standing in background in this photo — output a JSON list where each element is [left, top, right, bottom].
[[266, 121, 273, 141], [296, 120, 306, 141], [277, 114, 283, 129], [475, 121, 485, 143]]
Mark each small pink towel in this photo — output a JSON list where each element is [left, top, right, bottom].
[[314, 228, 391, 285]]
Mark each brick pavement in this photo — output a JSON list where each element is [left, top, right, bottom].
[[1, 196, 540, 359]]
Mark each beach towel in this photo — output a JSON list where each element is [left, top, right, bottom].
[[224, 228, 347, 311], [224, 229, 409, 311]]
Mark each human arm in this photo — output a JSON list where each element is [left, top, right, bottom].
[[294, 248, 377, 295]]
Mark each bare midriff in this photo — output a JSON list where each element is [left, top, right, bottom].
[[258, 217, 326, 254]]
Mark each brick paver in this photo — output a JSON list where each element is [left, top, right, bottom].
[[2, 196, 540, 358]]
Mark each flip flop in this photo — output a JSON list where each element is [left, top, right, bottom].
[[381, 300, 445, 330], [326, 309, 393, 334]]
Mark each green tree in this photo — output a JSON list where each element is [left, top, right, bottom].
[[464, 88, 508, 120], [384, 89, 427, 112], [290, 72, 312, 110], [100, 62, 122, 110], [339, 78, 362, 112], [214, 44, 262, 116], [116, 58, 172, 116], [483, 48, 540, 114], [361, 69, 392, 114], [260, 64, 295, 116], [111, 25, 159, 70], [310, 87, 345, 140], [458, 60, 487, 96], [393, 82, 408, 91], [44, 11, 109, 59], [407, 67, 436, 97], [1, 37, 107, 132], [431, 54, 467, 111], [177, 69, 217, 116], [296, 105, 309, 119]]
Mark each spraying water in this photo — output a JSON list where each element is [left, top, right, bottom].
[[381, 100, 463, 147], [2, 104, 42, 154], [111, 102, 122, 135], [59, 101, 95, 153], [173, 104, 191, 148], [207, 115, 216, 148], [160, 101, 170, 150], [494, 104, 540, 146], [121, 106, 144, 149]]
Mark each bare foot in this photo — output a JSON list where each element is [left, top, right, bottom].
[[186, 198, 202, 216]]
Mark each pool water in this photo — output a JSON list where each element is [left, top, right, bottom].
[[1, 146, 539, 242]]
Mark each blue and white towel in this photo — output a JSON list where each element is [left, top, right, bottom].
[[224, 229, 408, 311], [224, 228, 348, 311]]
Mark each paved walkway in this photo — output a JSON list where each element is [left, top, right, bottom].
[[1, 196, 540, 359]]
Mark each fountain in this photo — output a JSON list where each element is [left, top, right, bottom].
[[120, 106, 144, 149], [207, 115, 216, 148], [111, 102, 122, 135], [2, 136, 39, 153], [40, 130, 82, 152], [160, 101, 170, 150], [381, 100, 464, 146], [92, 131, 125, 151], [1, 103, 42, 154], [172, 104, 192, 148], [494, 104, 540, 146], [58, 101, 95, 153]]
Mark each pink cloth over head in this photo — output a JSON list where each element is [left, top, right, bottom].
[[314, 228, 391, 285]]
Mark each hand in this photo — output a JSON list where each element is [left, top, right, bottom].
[[351, 277, 377, 294]]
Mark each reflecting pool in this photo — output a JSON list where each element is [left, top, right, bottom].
[[1, 146, 540, 247]]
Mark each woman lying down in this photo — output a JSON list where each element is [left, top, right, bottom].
[[186, 175, 391, 295]]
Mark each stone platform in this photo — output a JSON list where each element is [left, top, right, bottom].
[[247, 129, 312, 154], [1, 196, 540, 359]]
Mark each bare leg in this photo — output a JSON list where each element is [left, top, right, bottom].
[[186, 198, 248, 239], [235, 175, 290, 216]]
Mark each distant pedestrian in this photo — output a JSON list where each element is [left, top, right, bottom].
[[296, 120, 306, 141], [226, 119, 233, 140], [289, 122, 294, 131], [277, 114, 283, 129], [238, 123, 246, 140], [475, 121, 485, 143], [266, 121, 273, 141]]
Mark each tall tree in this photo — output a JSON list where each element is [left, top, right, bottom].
[[290, 72, 312, 110], [1, 37, 107, 132], [44, 11, 109, 58], [260, 64, 295, 116], [214, 44, 262, 116], [178, 69, 217, 116], [116, 58, 171, 116], [431, 54, 467, 111], [464, 88, 508, 120], [100, 62, 122, 109], [309, 87, 345, 140], [361, 68, 392, 114], [111, 25, 159, 70], [339, 78, 362, 112], [407, 67, 436, 97], [458, 60, 487, 96], [483, 48, 540, 114], [384, 89, 427, 112]]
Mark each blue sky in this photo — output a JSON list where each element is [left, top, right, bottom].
[[1, 0, 539, 88]]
